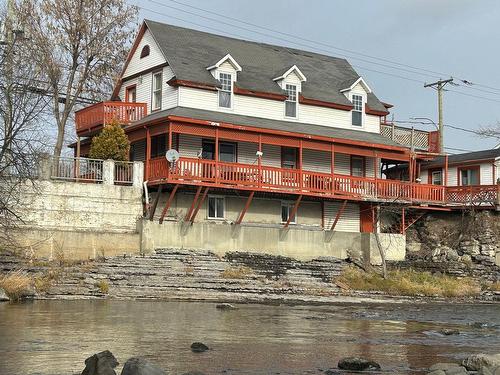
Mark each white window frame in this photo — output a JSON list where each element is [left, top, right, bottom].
[[284, 84, 298, 119], [217, 71, 233, 110], [351, 94, 364, 127], [152, 71, 162, 111], [281, 201, 297, 224], [431, 170, 443, 185], [207, 195, 225, 220]]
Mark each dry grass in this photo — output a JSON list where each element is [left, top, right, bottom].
[[95, 280, 109, 294], [488, 281, 500, 292], [221, 266, 253, 279], [335, 266, 481, 298], [184, 265, 195, 276], [0, 270, 32, 301]]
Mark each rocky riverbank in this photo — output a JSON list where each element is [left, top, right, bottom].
[[0, 247, 499, 304]]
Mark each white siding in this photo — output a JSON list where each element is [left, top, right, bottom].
[[324, 201, 360, 232], [178, 87, 382, 134], [119, 66, 177, 111], [420, 161, 495, 186], [480, 163, 494, 185], [334, 153, 351, 175], [261, 144, 281, 168], [178, 134, 202, 158], [303, 149, 331, 174], [238, 142, 259, 165], [448, 167, 458, 186], [124, 29, 166, 78]]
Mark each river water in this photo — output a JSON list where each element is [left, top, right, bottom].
[[0, 300, 499, 375]]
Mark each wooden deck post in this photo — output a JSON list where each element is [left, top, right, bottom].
[[258, 135, 262, 189], [149, 184, 163, 221], [235, 191, 254, 225], [184, 186, 202, 222], [283, 195, 302, 229], [330, 199, 347, 231], [190, 187, 209, 224], [168, 125, 173, 180], [299, 140, 303, 190], [401, 207, 406, 235], [330, 143, 335, 195], [215, 128, 219, 184], [159, 184, 179, 224], [145, 127, 151, 180]]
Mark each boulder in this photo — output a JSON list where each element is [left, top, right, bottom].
[[120, 358, 165, 375], [479, 366, 500, 375], [81, 350, 119, 375], [215, 303, 237, 310], [462, 354, 500, 371], [182, 372, 206, 375], [428, 371, 446, 375], [337, 357, 381, 371], [429, 363, 462, 371], [0, 288, 9, 302], [190, 342, 209, 353], [438, 329, 460, 336]]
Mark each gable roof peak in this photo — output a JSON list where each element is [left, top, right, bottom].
[[340, 76, 372, 94], [273, 65, 307, 82], [206, 53, 242, 72]]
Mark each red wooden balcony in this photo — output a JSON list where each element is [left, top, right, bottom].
[[75, 101, 147, 136], [147, 157, 446, 204], [446, 185, 499, 206]]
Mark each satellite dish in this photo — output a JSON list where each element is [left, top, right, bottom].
[[165, 149, 180, 163]]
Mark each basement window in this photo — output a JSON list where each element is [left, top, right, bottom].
[[281, 202, 297, 224], [208, 196, 225, 219]]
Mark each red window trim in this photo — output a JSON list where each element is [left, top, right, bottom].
[[125, 84, 137, 103], [457, 165, 480, 186], [350, 155, 366, 177], [427, 167, 443, 185]]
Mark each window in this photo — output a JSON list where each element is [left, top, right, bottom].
[[126, 85, 136, 103], [150, 135, 166, 158], [201, 140, 236, 162], [352, 94, 363, 126], [140, 45, 150, 58], [285, 84, 297, 118], [218, 72, 232, 108], [219, 142, 237, 163], [430, 170, 443, 185], [459, 166, 479, 186], [281, 202, 296, 224], [281, 147, 298, 169], [152, 71, 162, 111], [351, 156, 365, 177], [208, 196, 225, 219]]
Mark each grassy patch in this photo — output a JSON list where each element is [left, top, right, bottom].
[[0, 270, 32, 301], [335, 266, 481, 298], [94, 280, 109, 294], [488, 281, 500, 292], [221, 266, 253, 279]]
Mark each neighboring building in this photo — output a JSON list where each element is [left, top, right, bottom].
[[70, 20, 498, 259]]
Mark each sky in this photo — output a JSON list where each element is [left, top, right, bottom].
[[135, 0, 500, 153]]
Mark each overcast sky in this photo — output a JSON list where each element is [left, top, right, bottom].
[[137, 0, 500, 153]]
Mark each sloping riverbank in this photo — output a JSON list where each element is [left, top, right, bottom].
[[0, 248, 499, 304]]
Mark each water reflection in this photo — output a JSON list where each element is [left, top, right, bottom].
[[0, 300, 499, 375]]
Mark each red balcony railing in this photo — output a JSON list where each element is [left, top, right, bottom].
[[75, 101, 147, 135], [446, 185, 499, 206], [148, 157, 447, 204]]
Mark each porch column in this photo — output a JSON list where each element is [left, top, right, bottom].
[[373, 153, 378, 198], [215, 128, 219, 184], [330, 143, 335, 195], [258, 135, 262, 188], [299, 140, 303, 189], [168, 124, 173, 179], [444, 154, 449, 187], [145, 127, 151, 180]]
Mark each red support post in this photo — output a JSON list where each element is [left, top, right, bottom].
[[145, 127, 151, 180], [159, 184, 179, 224], [190, 187, 209, 224], [283, 195, 302, 229], [215, 128, 219, 185], [184, 186, 202, 222], [330, 143, 335, 194], [258, 135, 262, 189], [299, 140, 303, 190], [401, 207, 406, 235], [149, 184, 163, 221], [168, 125, 173, 180], [235, 191, 254, 225], [330, 200, 347, 231]]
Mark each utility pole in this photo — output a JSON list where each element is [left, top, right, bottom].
[[424, 78, 453, 154]]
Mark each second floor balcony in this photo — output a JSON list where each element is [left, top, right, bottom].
[[380, 123, 440, 153], [75, 101, 148, 136]]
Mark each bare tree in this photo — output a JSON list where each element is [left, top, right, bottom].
[[478, 122, 500, 141], [0, 3, 51, 248], [19, 0, 137, 157]]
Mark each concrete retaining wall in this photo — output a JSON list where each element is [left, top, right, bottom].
[[141, 219, 406, 263]]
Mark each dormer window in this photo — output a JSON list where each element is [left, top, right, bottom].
[[352, 94, 363, 126], [218, 72, 233, 109], [285, 84, 297, 118], [140, 45, 150, 58]]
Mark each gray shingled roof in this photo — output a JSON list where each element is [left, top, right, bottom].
[[423, 148, 500, 167], [145, 20, 388, 113], [130, 106, 403, 149]]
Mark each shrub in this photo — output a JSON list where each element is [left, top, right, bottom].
[[0, 270, 32, 301], [89, 119, 130, 161], [95, 279, 109, 294], [335, 266, 481, 298], [221, 266, 253, 279]]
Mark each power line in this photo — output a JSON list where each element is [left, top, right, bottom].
[[138, 3, 500, 105], [154, 0, 500, 96]]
